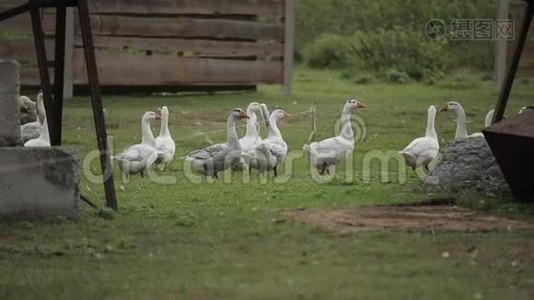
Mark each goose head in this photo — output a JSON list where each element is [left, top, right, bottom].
[[246, 102, 262, 115], [343, 99, 367, 113], [159, 106, 169, 119], [270, 109, 291, 121], [439, 101, 464, 117], [18, 96, 35, 113], [142, 111, 161, 123], [230, 108, 249, 120]]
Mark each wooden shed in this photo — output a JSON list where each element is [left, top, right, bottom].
[[0, 0, 295, 95]]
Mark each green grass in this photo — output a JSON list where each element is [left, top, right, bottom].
[[2, 68, 534, 299]]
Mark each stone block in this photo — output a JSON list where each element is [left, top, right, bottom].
[[0, 147, 81, 219], [0, 59, 21, 146]]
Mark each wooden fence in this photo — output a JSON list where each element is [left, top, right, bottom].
[[507, 0, 534, 78], [0, 0, 294, 95]]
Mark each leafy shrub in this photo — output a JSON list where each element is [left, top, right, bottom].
[[385, 69, 411, 84], [296, 0, 497, 71], [301, 34, 352, 69], [347, 27, 451, 80]]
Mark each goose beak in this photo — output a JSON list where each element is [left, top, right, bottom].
[[242, 112, 250, 119], [439, 104, 448, 112], [284, 112, 292, 118], [357, 101, 367, 109], [155, 114, 161, 120]]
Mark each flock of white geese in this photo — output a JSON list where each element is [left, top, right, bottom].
[[17, 92, 529, 179]]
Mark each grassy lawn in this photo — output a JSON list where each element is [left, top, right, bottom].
[[2, 68, 534, 299]]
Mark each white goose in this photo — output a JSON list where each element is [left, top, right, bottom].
[[239, 102, 263, 151], [399, 105, 439, 171], [246, 105, 291, 176], [439, 101, 486, 139], [185, 108, 249, 178], [113, 111, 161, 179], [232, 101, 263, 172], [20, 91, 46, 142], [18, 94, 38, 125], [468, 109, 496, 138], [303, 99, 366, 175], [154, 106, 175, 171], [24, 114, 50, 147]]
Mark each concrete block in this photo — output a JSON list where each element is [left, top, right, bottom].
[[0, 147, 81, 219], [0, 59, 21, 146]]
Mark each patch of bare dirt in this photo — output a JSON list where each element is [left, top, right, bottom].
[[292, 205, 534, 232]]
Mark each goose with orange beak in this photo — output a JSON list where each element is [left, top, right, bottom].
[[113, 111, 161, 179], [440, 101, 498, 139], [245, 105, 291, 176], [186, 108, 249, 178], [303, 99, 367, 175]]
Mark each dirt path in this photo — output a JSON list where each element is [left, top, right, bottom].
[[293, 205, 534, 232]]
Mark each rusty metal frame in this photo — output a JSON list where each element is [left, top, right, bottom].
[[0, 0, 117, 210]]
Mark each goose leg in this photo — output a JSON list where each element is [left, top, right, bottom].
[[273, 166, 278, 177], [213, 172, 218, 179], [424, 164, 430, 172], [140, 171, 145, 178], [320, 162, 328, 175]]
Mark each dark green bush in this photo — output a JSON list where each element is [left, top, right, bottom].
[[348, 27, 450, 80], [296, 0, 497, 71], [301, 34, 352, 68]]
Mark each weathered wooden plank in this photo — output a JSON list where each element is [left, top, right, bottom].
[[74, 36, 283, 57], [88, 0, 284, 16], [20, 66, 54, 85], [1, 14, 284, 40], [0, 0, 285, 16], [88, 16, 284, 40], [0, 38, 55, 63], [72, 50, 282, 85]]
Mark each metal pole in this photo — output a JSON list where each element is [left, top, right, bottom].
[[30, 0, 57, 145], [493, 0, 534, 123], [494, 0, 510, 91], [77, 0, 118, 210], [53, 3, 67, 144]]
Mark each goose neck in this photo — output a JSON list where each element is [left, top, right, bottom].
[[227, 115, 240, 149], [141, 118, 156, 145], [40, 117, 50, 143], [268, 115, 282, 139], [425, 109, 438, 140], [339, 112, 354, 140], [455, 108, 468, 139], [159, 113, 169, 136], [244, 112, 258, 137]]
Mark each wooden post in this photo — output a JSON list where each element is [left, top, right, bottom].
[[283, 0, 295, 97], [63, 7, 74, 99], [495, 0, 510, 91]]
